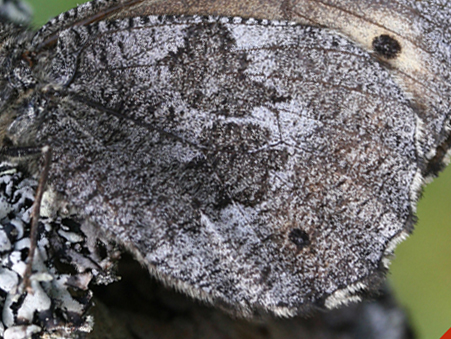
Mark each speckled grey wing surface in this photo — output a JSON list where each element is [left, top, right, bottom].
[[6, 12, 422, 317], [43, 0, 451, 177], [112, 0, 451, 176], [2, 0, 450, 319]]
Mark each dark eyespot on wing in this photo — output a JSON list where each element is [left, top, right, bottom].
[[288, 229, 310, 250], [372, 34, 401, 59]]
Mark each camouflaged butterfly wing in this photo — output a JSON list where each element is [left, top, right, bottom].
[[34, 0, 451, 176], [3, 15, 418, 316], [1, 0, 449, 317]]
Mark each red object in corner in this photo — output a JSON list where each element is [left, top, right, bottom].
[[441, 328, 451, 339]]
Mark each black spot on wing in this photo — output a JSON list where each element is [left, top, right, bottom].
[[288, 229, 310, 250], [372, 34, 401, 59]]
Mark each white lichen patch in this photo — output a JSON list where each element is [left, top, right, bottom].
[[0, 165, 118, 337]]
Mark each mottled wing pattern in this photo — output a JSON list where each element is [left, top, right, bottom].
[[287, 0, 451, 176], [33, 0, 451, 175], [25, 15, 421, 315]]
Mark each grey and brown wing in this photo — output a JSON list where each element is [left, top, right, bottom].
[[32, 0, 451, 174], [34, 16, 420, 316]]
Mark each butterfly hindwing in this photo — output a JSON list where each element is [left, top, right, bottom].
[[20, 15, 421, 315]]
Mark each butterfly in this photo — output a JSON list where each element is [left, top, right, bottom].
[[0, 0, 449, 336]]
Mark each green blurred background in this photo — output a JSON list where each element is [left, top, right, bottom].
[[27, 0, 451, 338]]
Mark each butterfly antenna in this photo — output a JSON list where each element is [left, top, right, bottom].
[[23, 145, 52, 293]]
